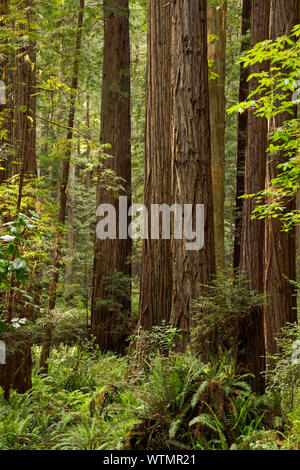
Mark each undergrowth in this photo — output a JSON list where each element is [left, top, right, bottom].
[[0, 322, 299, 450], [0, 343, 139, 450]]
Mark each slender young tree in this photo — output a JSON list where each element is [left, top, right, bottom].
[[39, 0, 85, 373], [84, 94, 91, 323], [207, 0, 227, 272], [233, 0, 251, 269], [65, 160, 75, 298], [237, 0, 270, 394], [171, 0, 215, 350], [91, 0, 131, 353], [263, 0, 298, 359], [138, 0, 173, 330]]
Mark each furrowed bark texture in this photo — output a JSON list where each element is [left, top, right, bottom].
[[171, 0, 215, 350], [263, 0, 298, 359], [91, 0, 132, 353], [1, 0, 37, 398], [233, 0, 251, 269], [208, 1, 227, 272], [237, 0, 270, 394], [0, 0, 11, 184], [12, 3, 37, 180], [139, 0, 173, 330]]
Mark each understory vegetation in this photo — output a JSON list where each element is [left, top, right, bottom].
[[0, 320, 299, 451], [0, 0, 300, 452]]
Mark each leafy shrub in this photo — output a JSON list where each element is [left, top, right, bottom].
[[265, 322, 300, 412], [191, 271, 264, 356], [127, 322, 181, 382]]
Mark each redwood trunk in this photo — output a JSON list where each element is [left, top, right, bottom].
[[1, 0, 37, 398], [237, 0, 270, 394], [233, 0, 251, 269], [0, 0, 11, 184], [91, 0, 132, 353], [208, 1, 227, 272], [263, 0, 298, 360], [171, 0, 215, 350], [138, 0, 173, 330]]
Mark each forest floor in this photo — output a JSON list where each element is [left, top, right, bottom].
[[0, 334, 299, 451]]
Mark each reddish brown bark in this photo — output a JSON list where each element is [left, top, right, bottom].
[[208, 1, 227, 272], [1, 0, 37, 398], [233, 0, 251, 270], [237, 0, 270, 394], [138, 0, 173, 330], [170, 0, 215, 350], [0, 0, 11, 184], [91, 0, 132, 353], [263, 0, 298, 360], [13, 0, 37, 213]]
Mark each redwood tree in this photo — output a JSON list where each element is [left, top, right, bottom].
[[237, 0, 270, 394], [207, 0, 227, 272], [171, 0, 215, 350], [263, 0, 298, 360], [138, 0, 173, 330], [1, 0, 37, 398], [233, 0, 251, 269], [0, 0, 10, 184], [91, 0, 132, 353]]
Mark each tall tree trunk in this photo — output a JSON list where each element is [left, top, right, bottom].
[[84, 94, 91, 326], [233, 0, 251, 269], [13, 38, 37, 178], [297, 188, 300, 302], [91, 0, 132, 353], [65, 160, 75, 298], [0, 2, 10, 383], [39, 0, 84, 373], [13, 0, 37, 213], [207, 0, 227, 272], [237, 0, 270, 394], [138, 0, 173, 330], [263, 0, 298, 360], [171, 0, 215, 350], [1, 0, 37, 398], [0, 0, 11, 184]]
